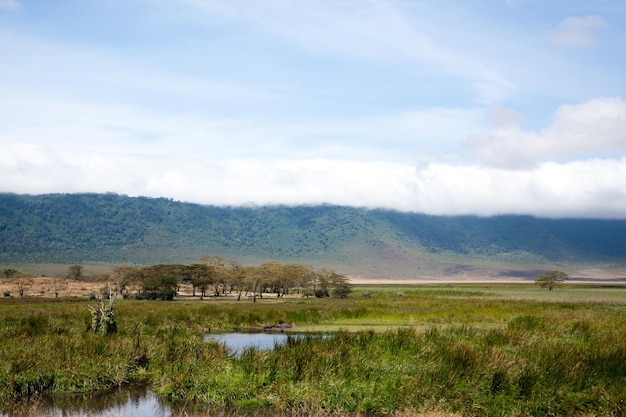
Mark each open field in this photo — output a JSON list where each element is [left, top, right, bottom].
[[3, 258, 626, 287], [1, 283, 625, 416], [2, 264, 625, 301]]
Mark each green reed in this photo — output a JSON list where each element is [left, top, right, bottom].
[[1, 285, 625, 416]]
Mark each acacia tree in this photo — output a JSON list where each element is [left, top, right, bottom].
[[229, 261, 247, 301], [257, 261, 289, 298], [201, 255, 230, 296], [282, 264, 313, 296], [303, 265, 317, 297], [330, 272, 353, 299], [111, 265, 138, 295], [188, 264, 214, 300], [214, 264, 231, 297], [139, 265, 182, 300], [244, 265, 264, 302], [314, 268, 333, 298], [3, 268, 19, 279], [67, 265, 84, 281], [535, 270, 569, 291]]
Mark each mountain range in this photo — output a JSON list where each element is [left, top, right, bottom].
[[1, 193, 625, 280]]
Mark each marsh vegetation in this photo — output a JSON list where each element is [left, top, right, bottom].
[[1, 284, 625, 416]]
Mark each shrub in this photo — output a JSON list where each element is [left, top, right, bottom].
[[315, 289, 329, 298]]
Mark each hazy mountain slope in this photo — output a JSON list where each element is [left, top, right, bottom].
[[0, 193, 405, 266], [375, 211, 626, 261], [1, 193, 625, 277]]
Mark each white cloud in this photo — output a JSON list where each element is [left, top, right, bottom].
[[549, 15, 607, 47], [0, 0, 20, 10], [413, 159, 626, 218], [2, 142, 626, 218], [486, 105, 523, 127], [465, 98, 626, 169]]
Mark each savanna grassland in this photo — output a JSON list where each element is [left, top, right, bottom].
[[1, 284, 625, 417]]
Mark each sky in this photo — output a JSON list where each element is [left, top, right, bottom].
[[1, 0, 626, 218]]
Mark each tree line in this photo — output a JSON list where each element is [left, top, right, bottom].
[[3, 257, 353, 301]]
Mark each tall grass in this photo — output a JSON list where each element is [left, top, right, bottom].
[[1, 285, 625, 416]]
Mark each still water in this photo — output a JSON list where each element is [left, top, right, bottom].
[[1, 386, 277, 417], [2, 332, 330, 417], [2, 386, 170, 417], [204, 331, 326, 355]]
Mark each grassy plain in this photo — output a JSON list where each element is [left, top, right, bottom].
[[1, 283, 625, 416]]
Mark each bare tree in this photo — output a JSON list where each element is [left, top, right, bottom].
[[52, 277, 68, 298], [12, 273, 34, 298]]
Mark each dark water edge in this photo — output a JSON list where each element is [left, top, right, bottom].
[[2, 333, 336, 417], [0, 385, 283, 417]]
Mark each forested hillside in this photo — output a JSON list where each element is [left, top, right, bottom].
[[1, 193, 625, 277]]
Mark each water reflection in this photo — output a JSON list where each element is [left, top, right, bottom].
[[1, 386, 278, 417], [204, 332, 329, 356], [1, 386, 169, 417], [2, 333, 333, 417]]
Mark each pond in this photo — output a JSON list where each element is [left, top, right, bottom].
[[204, 331, 328, 355], [1, 386, 282, 417], [2, 332, 334, 417], [2, 386, 169, 417]]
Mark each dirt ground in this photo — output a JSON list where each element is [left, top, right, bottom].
[[0, 277, 200, 299], [2, 266, 625, 300]]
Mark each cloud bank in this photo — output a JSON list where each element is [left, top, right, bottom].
[[2, 134, 626, 219], [466, 98, 626, 169], [2, 149, 625, 219]]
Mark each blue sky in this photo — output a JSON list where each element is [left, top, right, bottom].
[[1, 0, 626, 217]]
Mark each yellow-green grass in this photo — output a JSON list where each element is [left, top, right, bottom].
[[1, 283, 625, 416]]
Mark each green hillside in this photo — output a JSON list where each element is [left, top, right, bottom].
[[1, 193, 625, 278]]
